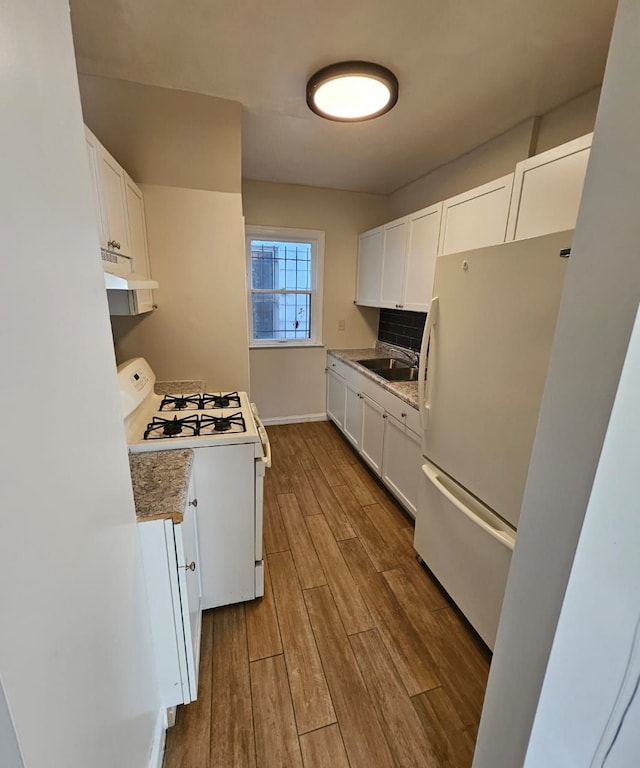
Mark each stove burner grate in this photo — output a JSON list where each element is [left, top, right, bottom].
[[144, 414, 200, 440], [201, 391, 241, 410], [159, 394, 201, 411], [199, 411, 246, 435]]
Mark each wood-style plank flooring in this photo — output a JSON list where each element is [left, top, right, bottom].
[[164, 420, 491, 768]]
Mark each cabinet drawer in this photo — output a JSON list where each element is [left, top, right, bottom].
[[326, 354, 349, 380]]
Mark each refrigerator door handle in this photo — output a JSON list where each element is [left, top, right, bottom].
[[422, 463, 515, 551], [418, 296, 439, 431]]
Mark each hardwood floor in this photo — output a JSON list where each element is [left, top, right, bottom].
[[164, 420, 491, 768]]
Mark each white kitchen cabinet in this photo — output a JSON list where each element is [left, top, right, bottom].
[[361, 393, 385, 475], [326, 365, 346, 429], [437, 173, 514, 256], [84, 126, 108, 249], [382, 414, 422, 517], [326, 352, 421, 517], [344, 380, 363, 450], [379, 217, 409, 308], [138, 473, 202, 708], [505, 133, 592, 241], [355, 226, 384, 306], [107, 174, 155, 315], [97, 143, 131, 257], [402, 203, 443, 311]]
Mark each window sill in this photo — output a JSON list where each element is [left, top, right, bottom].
[[249, 342, 325, 350]]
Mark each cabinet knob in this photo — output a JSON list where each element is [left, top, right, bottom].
[[383, 413, 387, 419], [189, 498, 198, 507], [185, 561, 196, 572], [401, 412, 406, 418]]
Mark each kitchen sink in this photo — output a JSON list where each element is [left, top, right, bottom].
[[378, 366, 420, 382], [357, 357, 413, 371]]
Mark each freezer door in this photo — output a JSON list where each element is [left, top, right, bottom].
[[415, 460, 515, 649], [421, 230, 571, 528]]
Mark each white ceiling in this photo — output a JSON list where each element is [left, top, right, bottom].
[[69, 0, 618, 194]]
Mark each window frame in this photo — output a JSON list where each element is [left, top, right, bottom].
[[245, 225, 325, 348]]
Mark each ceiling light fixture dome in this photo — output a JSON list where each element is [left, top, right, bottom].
[[306, 61, 399, 122]]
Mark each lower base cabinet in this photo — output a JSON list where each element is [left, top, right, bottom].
[[361, 394, 385, 475], [382, 413, 422, 517], [138, 472, 202, 708], [326, 354, 421, 517]]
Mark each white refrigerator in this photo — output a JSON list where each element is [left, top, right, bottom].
[[415, 230, 572, 649]]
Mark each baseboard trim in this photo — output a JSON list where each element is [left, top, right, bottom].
[[149, 708, 167, 768], [261, 413, 328, 426]]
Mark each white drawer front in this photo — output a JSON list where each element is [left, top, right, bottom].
[[414, 460, 515, 649]]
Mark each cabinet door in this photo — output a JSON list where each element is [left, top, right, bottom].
[[326, 369, 346, 429], [124, 174, 154, 313], [379, 217, 408, 308], [84, 126, 107, 249], [344, 381, 363, 450], [98, 146, 131, 257], [175, 472, 201, 702], [356, 227, 384, 306], [438, 174, 514, 256], [382, 416, 421, 518], [506, 133, 592, 241], [361, 394, 385, 475], [403, 203, 442, 311]]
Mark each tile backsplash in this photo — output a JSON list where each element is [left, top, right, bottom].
[[378, 308, 427, 352]]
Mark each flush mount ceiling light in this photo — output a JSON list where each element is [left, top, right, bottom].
[[306, 61, 399, 122]]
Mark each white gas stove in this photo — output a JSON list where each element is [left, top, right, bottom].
[[119, 358, 270, 609]]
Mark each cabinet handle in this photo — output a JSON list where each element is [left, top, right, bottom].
[[189, 498, 198, 507], [185, 561, 196, 572]]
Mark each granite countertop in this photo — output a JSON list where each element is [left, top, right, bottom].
[[129, 449, 194, 524], [154, 380, 206, 396], [327, 346, 420, 410]]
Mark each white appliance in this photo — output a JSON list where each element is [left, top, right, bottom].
[[415, 230, 572, 649], [118, 358, 271, 609]]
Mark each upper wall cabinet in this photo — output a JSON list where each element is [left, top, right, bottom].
[[356, 203, 442, 311], [437, 173, 514, 256], [380, 216, 409, 308], [505, 133, 592, 241], [356, 226, 384, 306], [403, 203, 442, 312], [84, 125, 156, 315]]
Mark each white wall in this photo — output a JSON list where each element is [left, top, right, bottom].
[[473, 1, 640, 765], [111, 185, 250, 392], [524, 306, 640, 766], [0, 2, 159, 766], [242, 180, 387, 421]]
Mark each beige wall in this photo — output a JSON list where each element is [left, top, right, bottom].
[[78, 74, 242, 193], [389, 119, 537, 217], [389, 89, 601, 218], [242, 180, 388, 421], [111, 185, 250, 391], [78, 76, 249, 389], [534, 86, 601, 154]]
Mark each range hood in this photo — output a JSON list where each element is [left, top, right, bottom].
[[104, 271, 159, 290], [101, 248, 159, 291]]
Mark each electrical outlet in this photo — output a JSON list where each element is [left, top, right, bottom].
[[338, 319, 345, 331]]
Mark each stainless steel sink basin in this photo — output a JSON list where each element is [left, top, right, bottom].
[[378, 366, 420, 382], [357, 357, 413, 371]]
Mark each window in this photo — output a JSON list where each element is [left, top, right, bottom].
[[246, 226, 324, 347]]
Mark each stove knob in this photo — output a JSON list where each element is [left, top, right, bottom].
[[189, 498, 198, 507]]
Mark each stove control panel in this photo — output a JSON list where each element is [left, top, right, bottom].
[[117, 357, 156, 420], [130, 368, 149, 391]]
